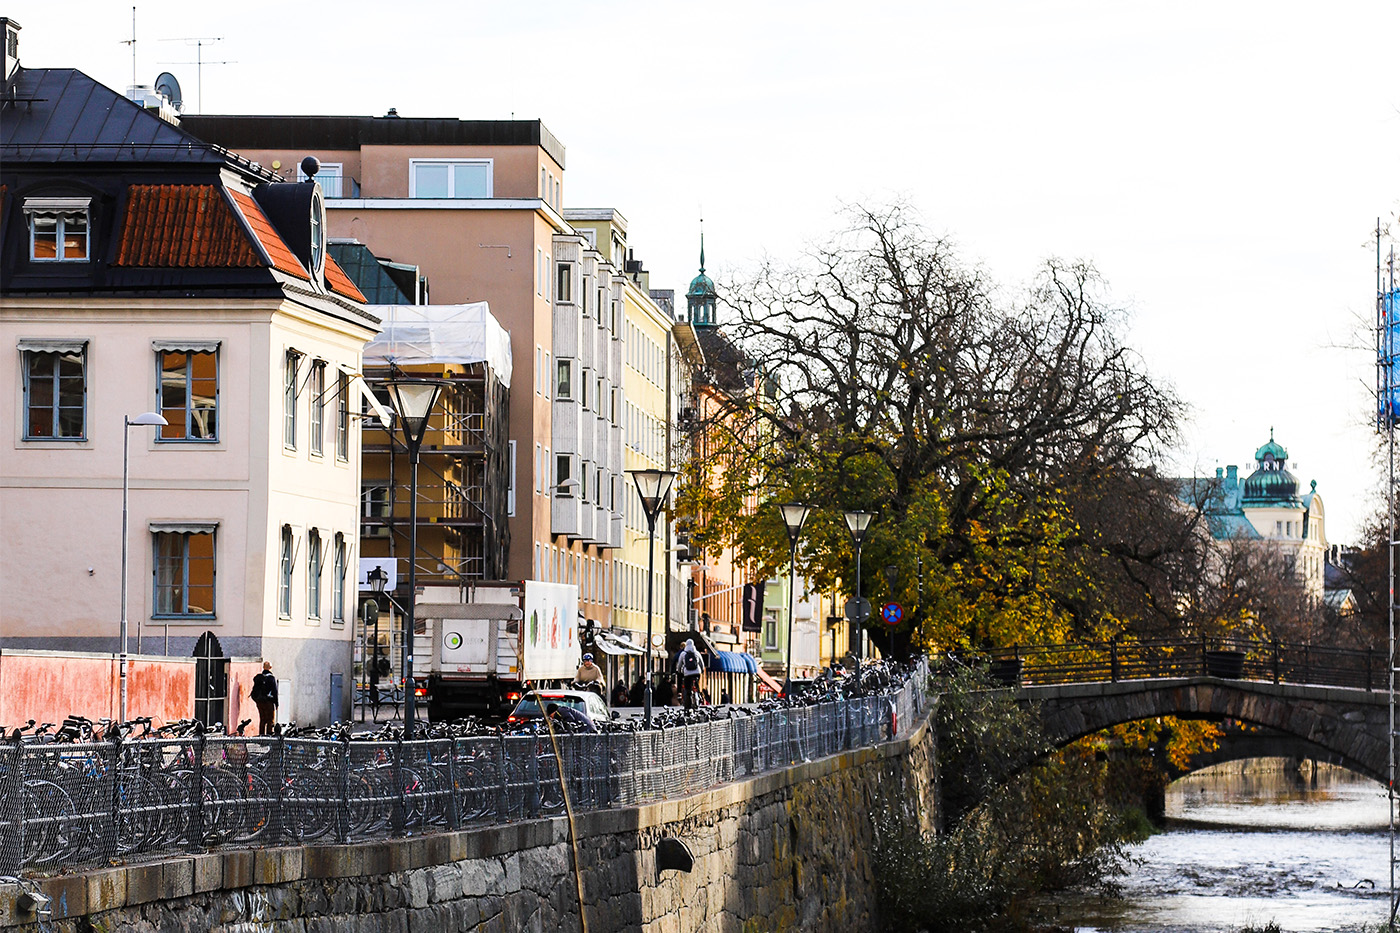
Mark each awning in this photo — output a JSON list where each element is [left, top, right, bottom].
[[339, 364, 393, 428], [17, 337, 87, 354], [148, 521, 218, 535], [754, 667, 784, 694], [708, 651, 758, 674], [153, 339, 221, 354], [594, 631, 644, 656], [664, 630, 719, 657]]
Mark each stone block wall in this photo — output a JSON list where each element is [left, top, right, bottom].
[[0, 716, 934, 933]]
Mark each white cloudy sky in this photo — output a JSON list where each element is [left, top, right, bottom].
[[17, 1, 1400, 541]]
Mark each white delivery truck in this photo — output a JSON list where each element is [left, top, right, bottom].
[[421, 580, 580, 722]]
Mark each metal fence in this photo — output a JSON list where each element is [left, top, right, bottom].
[[0, 660, 928, 872]]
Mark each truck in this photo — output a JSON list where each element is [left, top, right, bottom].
[[420, 580, 581, 722]]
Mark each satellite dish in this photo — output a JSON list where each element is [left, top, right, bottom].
[[153, 72, 183, 111]]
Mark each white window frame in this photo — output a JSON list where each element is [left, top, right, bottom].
[[408, 158, 493, 198], [25, 197, 91, 263], [297, 161, 345, 198], [507, 440, 517, 516]]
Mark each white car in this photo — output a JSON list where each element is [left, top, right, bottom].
[[506, 689, 610, 727]]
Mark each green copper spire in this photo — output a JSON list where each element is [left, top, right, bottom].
[[699, 221, 706, 275]]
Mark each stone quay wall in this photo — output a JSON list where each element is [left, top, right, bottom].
[[0, 715, 935, 933]]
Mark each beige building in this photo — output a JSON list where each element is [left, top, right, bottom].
[[0, 42, 377, 724]]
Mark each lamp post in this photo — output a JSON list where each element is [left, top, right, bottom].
[[120, 411, 168, 723], [843, 510, 874, 662], [385, 378, 446, 739], [778, 502, 811, 694], [630, 468, 676, 729], [365, 566, 388, 721]]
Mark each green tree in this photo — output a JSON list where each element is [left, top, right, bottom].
[[680, 205, 1189, 654]]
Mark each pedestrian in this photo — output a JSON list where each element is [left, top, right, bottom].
[[611, 680, 630, 708], [655, 673, 675, 707], [628, 676, 644, 707], [575, 652, 605, 697], [250, 661, 279, 735], [545, 702, 597, 733], [720, 689, 732, 705], [675, 638, 705, 710]]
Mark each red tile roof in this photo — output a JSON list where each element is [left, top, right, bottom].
[[114, 185, 263, 268], [324, 255, 368, 303], [227, 189, 307, 279]]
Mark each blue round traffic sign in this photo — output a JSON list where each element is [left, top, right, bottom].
[[881, 602, 903, 627]]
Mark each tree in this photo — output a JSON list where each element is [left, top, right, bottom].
[[679, 205, 1189, 654]]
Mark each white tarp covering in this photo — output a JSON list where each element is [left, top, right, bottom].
[[363, 302, 513, 383]]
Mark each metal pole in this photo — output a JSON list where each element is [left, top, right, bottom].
[[854, 541, 863, 661], [1388, 242, 1397, 925], [404, 445, 420, 738], [644, 512, 656, 729], [120, 415, 131, 723], [785, 541, 797, 692]]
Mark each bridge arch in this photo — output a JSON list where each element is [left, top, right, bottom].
[[1023, 678, 1390, 785]]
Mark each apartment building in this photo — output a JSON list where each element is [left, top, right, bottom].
[[0, 23, 378, 724]]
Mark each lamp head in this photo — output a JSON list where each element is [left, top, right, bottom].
[[778, 502, 810, 543], [127, 411, 168, 427], [386, 378, 446, 449], [843, 510, 874, 544], [366, 565, 388, 594], [630, 469, 677, 519]]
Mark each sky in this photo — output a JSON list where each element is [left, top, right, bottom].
[[13, 1, 1400, 542]]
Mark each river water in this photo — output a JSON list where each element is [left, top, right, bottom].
[[1033, 760, 1393, 932]]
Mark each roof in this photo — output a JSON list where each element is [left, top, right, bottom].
[[227, 190, 308, 278], [183, 114, 566, 170], [1254, 430, 1288, 463], [695, 328, 752, 394], [329, 241, 414, 304], [113, 185, 262, 268], [0, 68, 257, 170]]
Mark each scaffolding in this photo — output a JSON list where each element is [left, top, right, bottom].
[[359, 304, 513, 589], [1377, 232, 1398, 927]]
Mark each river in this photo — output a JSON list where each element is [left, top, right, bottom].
[[1033, 760, 1393, 932]]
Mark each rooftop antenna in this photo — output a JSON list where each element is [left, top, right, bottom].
[[117, 6, 136, 92], [157, 36, 234, 113]]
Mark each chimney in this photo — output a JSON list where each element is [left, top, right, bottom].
[[1226, 464, 1238, 487], [1, 18, 20, 85]]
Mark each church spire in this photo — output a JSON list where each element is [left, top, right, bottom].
[[686, 220, 718, 327], [699, 220, 706, 275]]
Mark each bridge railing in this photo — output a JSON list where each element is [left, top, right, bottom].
[[981, 638, 1385, 691], [0, 659, 929, 873]]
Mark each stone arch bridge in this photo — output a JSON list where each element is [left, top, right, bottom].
[[989, 638, 1391, 783]]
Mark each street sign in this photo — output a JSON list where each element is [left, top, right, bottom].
[[881, 602, 903, 627], [844, 597, 872, 623]]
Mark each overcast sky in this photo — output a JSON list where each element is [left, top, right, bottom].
[[17, 1, 1400, 542]]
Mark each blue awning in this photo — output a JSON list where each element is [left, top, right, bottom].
[[708, 650, 758, 674]]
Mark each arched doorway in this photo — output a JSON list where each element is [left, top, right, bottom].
[[192, 631, 227, 727]]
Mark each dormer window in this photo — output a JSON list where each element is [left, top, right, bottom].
[[309, 188, 326, 281], [25, 197, 91, 262]]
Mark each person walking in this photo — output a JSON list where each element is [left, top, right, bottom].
[[611, 680, 630, 708], [251, 661, 279, 735], [676, 639, 705, 711]]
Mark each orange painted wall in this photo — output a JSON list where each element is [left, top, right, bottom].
[[0, 652, 199, 731]]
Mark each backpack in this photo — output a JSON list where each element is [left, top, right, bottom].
[[681, 650, 702, 676]]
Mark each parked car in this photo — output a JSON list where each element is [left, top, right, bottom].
[[506, 689, 610, 727]]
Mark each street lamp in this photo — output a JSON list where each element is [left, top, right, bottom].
[[631, 468, 676, 728], [120, 411, 168, 723], [843, 510, 875, 662], [385, 377, 447, 738], [778, 502, 811, 694]]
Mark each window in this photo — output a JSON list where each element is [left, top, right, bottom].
[[283, 351, 300, 449], [309, 361, 326, 456], [152, 525, 216, 618], [544, 353, 551, 398], [156, 343, 218, 442], [307, 528, 323, 619], [21, 340, 86, 440], [336, 371, 349, 460], [409, 159, 492, 198], [580, 460, 590, 502], [557, 263, 572, 302], [278, 525, 294, 618], [507, 440, 517, 516], [763, 609, 779, 649], [580, 368, 590, 410], [536, 346, 543, 394], [535, 443, 543, 494], [25, 198, 90, 262], [556, 359, 574, 400], [332, 533, 346, 625], [297, 161, 345, 198], [556, 454, 572, 494]]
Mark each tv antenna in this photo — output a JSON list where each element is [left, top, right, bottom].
[[158, 36, 234, 113], [117, 6, 137, 92]]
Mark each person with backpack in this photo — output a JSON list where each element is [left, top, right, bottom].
[[250, 660, 279, 735], [675, 639, 705, 710]]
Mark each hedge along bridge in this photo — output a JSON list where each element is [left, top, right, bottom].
[[0, 662, 928, 874], [985, 638, 1391, 782]]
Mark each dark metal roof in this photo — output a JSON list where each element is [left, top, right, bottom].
[[0, 68, 224, 164], [183, 114, 566, 170], [328, 241, 414, 305]]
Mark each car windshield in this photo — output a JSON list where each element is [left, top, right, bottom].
[[512, 694, 585, 718]]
